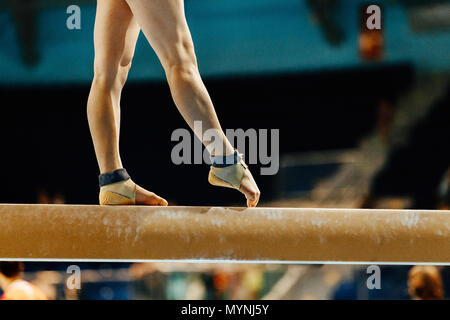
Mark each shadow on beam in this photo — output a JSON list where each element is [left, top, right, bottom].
[[0, 204, 449, 265]]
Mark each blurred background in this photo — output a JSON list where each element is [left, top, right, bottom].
[[0, 0, 449, 300]]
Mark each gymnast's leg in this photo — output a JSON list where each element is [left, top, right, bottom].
[[125, 0, 261, 207], [87, 0, 167, 205]]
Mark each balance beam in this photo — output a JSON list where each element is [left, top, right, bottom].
[[0, 204, 449, 264]]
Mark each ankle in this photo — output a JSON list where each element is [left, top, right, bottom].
[[98, 168, 130, 188], [210, 150, 242, 168]]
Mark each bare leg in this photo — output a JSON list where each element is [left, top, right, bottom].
[[125, 0, 260, 206], [87, 0, 167, 205]]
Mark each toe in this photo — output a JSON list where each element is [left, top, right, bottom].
[[147, 193, 168, 206], [135, 185, 168, 206], [159, 197, 169, 206], [246, 190, 260, 207]]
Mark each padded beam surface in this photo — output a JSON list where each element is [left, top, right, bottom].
[[0, 204, 449, 264]]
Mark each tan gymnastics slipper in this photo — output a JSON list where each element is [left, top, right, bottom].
[[208, 153, 248, 190], [99, 178, 136, 205], [98, 168, 136, 205]]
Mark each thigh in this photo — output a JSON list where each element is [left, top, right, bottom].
[[94, 0, 140, 74], [125, 0, 196, 69]]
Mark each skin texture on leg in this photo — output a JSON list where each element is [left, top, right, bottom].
[[87, 0, 167, 206], [125, 0, 261, 206]]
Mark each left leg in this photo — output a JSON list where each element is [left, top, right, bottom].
[[88, 0, 167, 205]]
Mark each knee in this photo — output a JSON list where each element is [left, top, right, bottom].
[[166, 62, 198, 87], [93, 59, 131, 91], [163, 40, 199, 84]]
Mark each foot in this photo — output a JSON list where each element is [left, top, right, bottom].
[[239, 170, 260, 207], [208, 158, 261, 207], [135, 184, 168, 206]]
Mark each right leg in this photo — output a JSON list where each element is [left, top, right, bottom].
[[87, 0, 167, 205], [125, 0, 260, 207]]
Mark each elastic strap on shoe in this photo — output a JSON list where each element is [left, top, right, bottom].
[[98, 168, 130, 187], [210, 150, 242, 168]]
